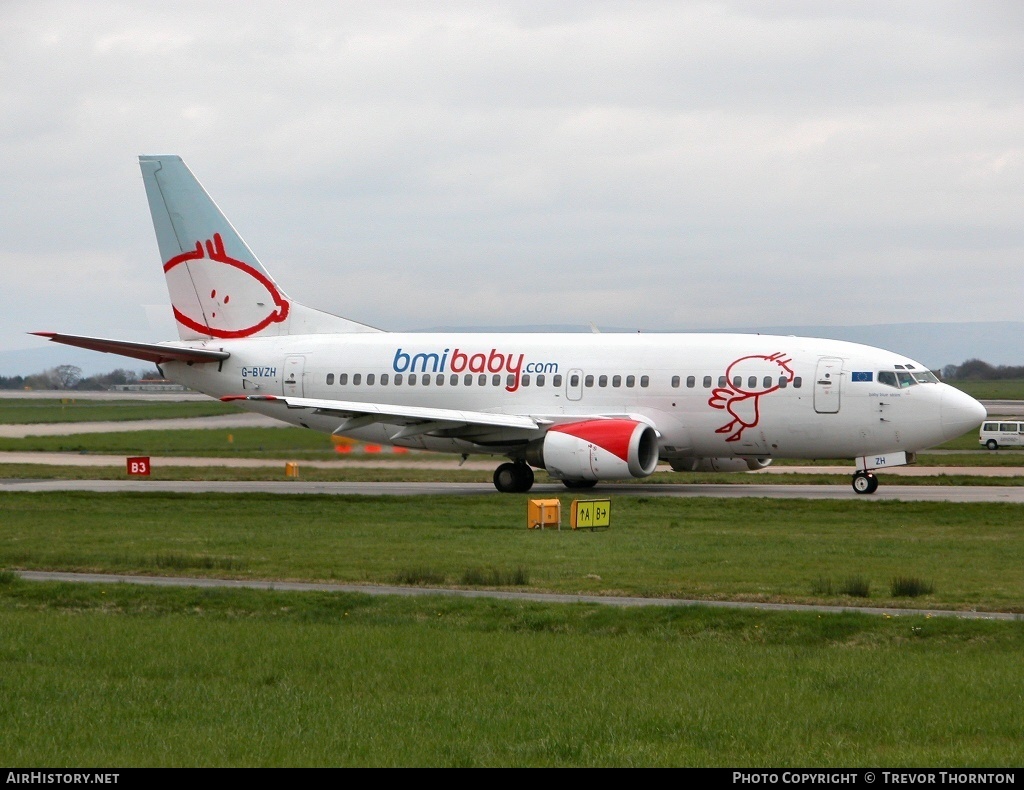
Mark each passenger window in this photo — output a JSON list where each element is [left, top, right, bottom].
[[719, 376, 727, 387], [381, 373, 389, 385], [1000, 423, 1016, 432], [353, 374, 361, 385], [612, 375, 621, 387], [393, 374, 402, 385], [464, 374, 473, 386], [570, 374, 580, 387], [451, 374, 459, 385], [793, 377, 802, 388], [437, 374, 445, 385], [339, 373, 348, 385], [703, 376, 712, 388], [478, 374, 487, 386], [733, 376, 742, 387], [640, 375, 649, 388], [367, 374, 375, 385], [982, 422, 997, 431], [763, 376, 772, 388], [553, 374, 563, 387], [671, 376, 680, 388], [408, 374, 417, 385], [537, 374, 545, 387], [421, 375, 429, 386], [686, 376, 695, 388], [748, 376, 756, 388], [778, 376, 788, 388], [506, 374, 515, 388], [522, 374, 530, 387], [326, 373, 334, 385], [492, 374, 501, 386], [626, 375, 635, 387], [598, 375, 608, 387], [878, 371, 898, 388], [585, 375, 594, 387]]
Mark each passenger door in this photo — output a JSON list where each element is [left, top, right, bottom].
[[814, 357, 842, 414]]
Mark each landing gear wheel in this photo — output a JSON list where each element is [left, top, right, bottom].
[[562, 478, 598, 490], [986, 439, 999, 451], [852, 471, 878, 495], [516, 463, 535, 492], [493, 462, 535, 493]]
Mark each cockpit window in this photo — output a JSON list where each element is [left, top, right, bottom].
[[879, 368, 936, 388]]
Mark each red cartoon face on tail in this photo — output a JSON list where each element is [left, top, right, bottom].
[[163, 234, 290, 339], [708, 352, 794, 442]]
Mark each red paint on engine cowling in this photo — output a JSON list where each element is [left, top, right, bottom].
[[549, 419, 642, 462]]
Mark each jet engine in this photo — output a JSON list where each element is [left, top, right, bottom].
[[526, 419, 660, 481], [669, 457, 772, 473]]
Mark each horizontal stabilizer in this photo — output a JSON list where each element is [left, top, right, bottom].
[[31, 332, 230, 365], [222, 394, 545, 432]]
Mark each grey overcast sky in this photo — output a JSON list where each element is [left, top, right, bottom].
[[2, 1, 1022, 359]]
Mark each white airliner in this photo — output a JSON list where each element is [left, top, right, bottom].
[[35, 156, 986, 494]]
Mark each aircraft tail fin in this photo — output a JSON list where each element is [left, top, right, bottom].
[[139, 155, 381, 340]]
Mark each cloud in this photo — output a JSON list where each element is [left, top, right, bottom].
[[1, 0, 1022, 365]]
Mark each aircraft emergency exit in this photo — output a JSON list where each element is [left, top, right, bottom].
[[34, 156, 987, 494]]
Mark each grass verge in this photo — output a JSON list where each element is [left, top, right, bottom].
[[3, 491, 1024, 611], [1, 578, 1023, 767]]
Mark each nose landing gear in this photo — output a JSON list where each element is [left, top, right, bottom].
[[852, 470, 878, 494]]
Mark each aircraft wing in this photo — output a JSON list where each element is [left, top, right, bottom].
[[222, 394, 549, 437], [31, 332, 230, 365]]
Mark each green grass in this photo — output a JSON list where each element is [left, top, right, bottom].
[[3, 492, 1024, 611], [0, 580, 1022, 766], [0, 398, 242, 423], [948, 379, 1024, 400]]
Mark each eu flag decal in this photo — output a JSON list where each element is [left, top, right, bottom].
[[851, 371, 873, 382]]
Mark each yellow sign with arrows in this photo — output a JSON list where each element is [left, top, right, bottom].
[[570, 499, 611, 530]]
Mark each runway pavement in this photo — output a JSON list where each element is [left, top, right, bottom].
[[4, 478, 1024, 502]]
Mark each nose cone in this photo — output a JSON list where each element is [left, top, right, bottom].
[[940, 385, 987, 441]]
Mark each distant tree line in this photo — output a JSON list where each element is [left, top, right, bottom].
[[0, 365, 163, 391], [942, 359, 1024, 381]]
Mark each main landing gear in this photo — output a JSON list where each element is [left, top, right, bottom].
[[852, 471, 878, 495], [493, 462, 535, 493], [561, 479, 598, 490]]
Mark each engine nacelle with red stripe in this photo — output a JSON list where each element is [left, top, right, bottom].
[[526, 419, 660, 481]]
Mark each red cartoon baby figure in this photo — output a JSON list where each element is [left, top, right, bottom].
[[163, 234, 290, 339], [708, 352, 794, 442]]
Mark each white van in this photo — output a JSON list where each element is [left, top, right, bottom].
[[979, 421, 1024, 450]]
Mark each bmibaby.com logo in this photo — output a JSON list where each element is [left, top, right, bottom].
[[392, 348, 558, 393]]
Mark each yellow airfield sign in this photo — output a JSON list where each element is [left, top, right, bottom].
[[570, 499, 611, 530]]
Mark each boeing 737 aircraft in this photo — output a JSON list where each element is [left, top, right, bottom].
[[35, 156, 986, 494]]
